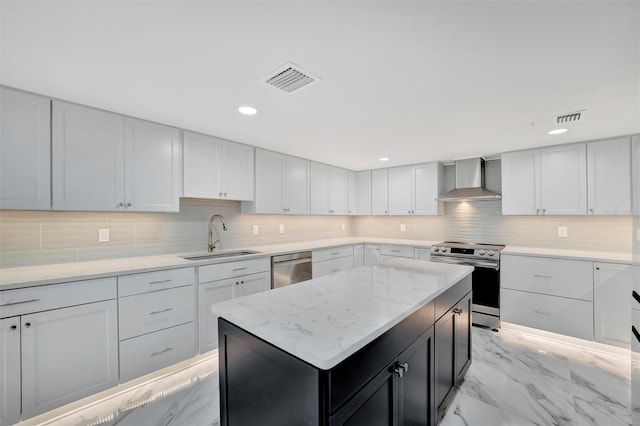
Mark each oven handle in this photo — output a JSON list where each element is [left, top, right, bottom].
[[431, 256, 499, 270]]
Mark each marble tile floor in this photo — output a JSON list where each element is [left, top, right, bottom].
[[19, 327, 630, 426]]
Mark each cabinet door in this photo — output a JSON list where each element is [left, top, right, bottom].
[[364, 244, 380, 265], [284, 155, 310, 214], [398, 328, 435, 426], [435, 310, 455, 418], [388, 165, 413, 215], [587, 138, 631, 215], [0, 317, 21, 426], [222, 140, 254, 200], [236, 272, 270, 298], [124, 117, 182, 212], [455, 294, 472, 381], [371, 168, 389, 215], [356, 170, 372, 215], [21, 300, 118, 419], [0, 87, 51, 210], [183, 131, 223, 199], [330, 167, 349, 214], [310, 161, 330, 214], [594, 262, 632, 348], [330, 360, 398, 426], [252, 149, 284, 214], [52, 101, 125, 211], [198, 278, 235, 352], [353, 244, 365, 267], [347, 171, 358, 215], [501, 149, 541, 215], [540, 143, 587, 215], [414, 163, 443, 216]]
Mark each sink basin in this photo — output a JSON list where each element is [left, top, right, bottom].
[[181, 250, 261, 261]]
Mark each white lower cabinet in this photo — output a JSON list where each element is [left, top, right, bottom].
[[501, 289, 593, 340], [364, 244, 380, 265], [594, 262, 632, 348], [353, 244, 365, 267], [312, 246, 354, 278], [198, 259, 271, 353], [0, 317, 22, 425]]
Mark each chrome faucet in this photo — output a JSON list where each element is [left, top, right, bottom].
[[208, 214, 228, 252]]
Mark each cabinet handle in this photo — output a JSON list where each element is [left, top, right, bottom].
[[240, 281, 244, 284], [536, 208, 540, 214], [219, 192, 223, 196], [393, 364, 405, 378], [118, 202, 124, 208], [24, 322, 32, 328], [10, 325, 17, 331], [542, 209, 546, 214], [148, 279, 172, 285], [331, 269, 339, 273], [400, 362, 409, 373], [149, 307, 173, 315], [533, 274, 552, 279], [453, 308, 462, 315], [126, 202, 132, 207], [391, 250, 401, 253], [0, 298, 41, 307], [232, 267, 247, 272], [224, 192, 227, 197], [533, 310, 552, 316], [150, 346, 174, 357], [331, 252, 340, 255], [590, 208, 594, 214]]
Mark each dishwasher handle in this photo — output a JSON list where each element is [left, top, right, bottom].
[[273, 257, 312, 267]]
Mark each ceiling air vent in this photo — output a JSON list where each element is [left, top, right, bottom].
[[264, 63, 320, 93], [552, 110, 586, 125]]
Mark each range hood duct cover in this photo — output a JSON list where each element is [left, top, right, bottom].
[[438, 158, 502, 202]]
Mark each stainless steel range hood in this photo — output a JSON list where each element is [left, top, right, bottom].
[[438, 157, 501, 202]]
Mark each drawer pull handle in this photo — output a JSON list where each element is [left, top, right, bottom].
[[331, 252, 340, 255], [149, 308, 173, 315], [232, 267, 247, 272], [331, 269, 339, 273], [391, 250, 401, 253], [533, 274, 552, 279], [0, 298, 41, 307], [148, 279, 172, 285], [533, 310, 551, 316], [150, 346, 174, 356]]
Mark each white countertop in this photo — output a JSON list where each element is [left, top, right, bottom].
[[502, 246, 632, 264], [211, 258, 473, 370]]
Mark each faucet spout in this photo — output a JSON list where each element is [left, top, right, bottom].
[[208, 214, 228, 252]]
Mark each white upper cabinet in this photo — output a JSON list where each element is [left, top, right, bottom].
[[0, 87, 51, 210], [183, 131, 254, 201], [587, 137, 631, 215], [540, 143, 587, 215], [388, 163, 443, 215], [310, 161, 330, 214], [329, 167, 348, 214], [356, 170, 372, 215], [634, 136, 640, 215], [347, 171, 357, 215], [503, 143, 589, 215], [52, 101, 182, 212], [243, 149, 309, 214], [501, 149, 541, 215], [371, 168, 389, 215]]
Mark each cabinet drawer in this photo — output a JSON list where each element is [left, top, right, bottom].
[[312, 246, 354, 262], [379, 244, 414, 258], [198, 257, 270, 283], [501, 288, 593, 340], [118, 267, 195, 297], [313, 256, 354, 278], [119, 285, 195, 340], [119, 322, 196, 382], [501, 255, 593, 301], [0, 277, 117, 318]]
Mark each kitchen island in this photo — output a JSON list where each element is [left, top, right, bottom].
[[212, 258, 474, 425]]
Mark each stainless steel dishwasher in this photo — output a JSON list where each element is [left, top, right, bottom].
[[271, 251, 313, 288]]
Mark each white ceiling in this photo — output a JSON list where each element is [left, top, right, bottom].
[[1, 1, 638, 170]]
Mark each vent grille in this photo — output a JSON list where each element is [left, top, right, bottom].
[[264, 63, 319, 93], [552, 110, 585, 125]]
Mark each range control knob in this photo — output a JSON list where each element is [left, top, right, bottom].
[[478, 249, 486, 256], [440, 247, 449, 253], [488, 250, 496, 256]]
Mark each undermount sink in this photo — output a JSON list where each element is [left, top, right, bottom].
[[181, 250, 261, 261]]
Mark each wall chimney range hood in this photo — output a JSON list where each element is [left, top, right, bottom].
[[438, 157, 501, 202]]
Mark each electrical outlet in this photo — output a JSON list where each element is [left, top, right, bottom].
[[252, 225, 259, 236], [400, 224, 406, 232], [98, 228, 110, 243], [279, 224, 285, 234], [341, 223, 345, 231], [557, 226, 568, 238]]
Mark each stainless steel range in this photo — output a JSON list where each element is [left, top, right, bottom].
[[429, 241, 505, 330]]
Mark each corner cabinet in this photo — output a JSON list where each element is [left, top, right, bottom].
[[183, 131, 254, 201], [52, 101, 182, 212], [0, 87, 51, 210], [242, 149, 309, 214]]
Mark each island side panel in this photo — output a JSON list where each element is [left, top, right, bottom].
[[218, 318, 321, 426]]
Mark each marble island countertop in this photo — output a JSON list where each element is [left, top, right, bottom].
[[211, 258, 473, 370]]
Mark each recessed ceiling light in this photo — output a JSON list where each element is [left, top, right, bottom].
[[548, 128, 568, 135], [378, 157, 389, 162], [238, 106, 257, 116]]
